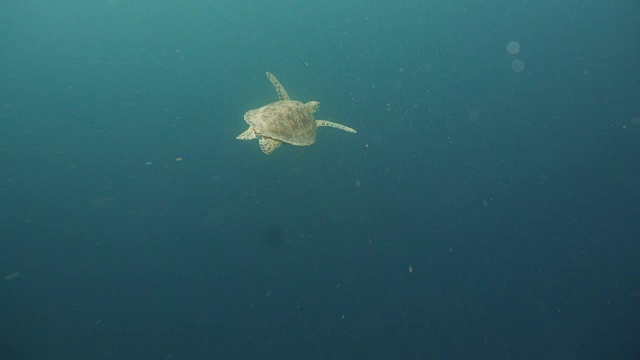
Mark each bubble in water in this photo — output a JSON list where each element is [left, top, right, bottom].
[[511, 59, 525, 72], [506, 41, 520, 55]]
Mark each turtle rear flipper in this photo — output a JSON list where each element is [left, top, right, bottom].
[[237, 126, 257, 140], [259, 136, 282, 155]]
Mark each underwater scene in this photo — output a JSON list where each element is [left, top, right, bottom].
[[1, 0, 639, 359]]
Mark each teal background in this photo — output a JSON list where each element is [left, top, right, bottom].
[[1, 0, 639, 358]]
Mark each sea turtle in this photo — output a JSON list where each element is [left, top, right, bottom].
[[236, 72, 357, 155]]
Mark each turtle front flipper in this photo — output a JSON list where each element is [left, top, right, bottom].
[[259, 136, 282, 155], [316, 120, 357, 133], [266, 72, 290, 101], [237, 126, 257, 140]]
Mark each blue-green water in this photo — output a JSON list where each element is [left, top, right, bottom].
[[1, 0, 639, 359]]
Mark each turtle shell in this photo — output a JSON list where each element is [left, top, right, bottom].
[[244, 100, 318, 146]]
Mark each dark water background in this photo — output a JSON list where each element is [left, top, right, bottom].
[[1, 0, 639, 359]]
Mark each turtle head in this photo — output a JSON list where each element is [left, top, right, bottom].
[[305, 101, 320, 113]]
